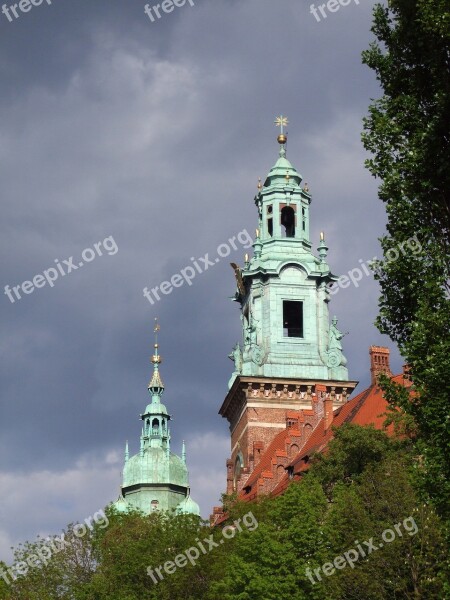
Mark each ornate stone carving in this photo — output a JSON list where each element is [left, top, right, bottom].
[[326, 316, 348, 368]]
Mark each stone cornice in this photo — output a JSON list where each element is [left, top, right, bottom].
[[219, 375, 358, 431]]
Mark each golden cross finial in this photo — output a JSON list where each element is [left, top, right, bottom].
[[274, 115, 289, 135]]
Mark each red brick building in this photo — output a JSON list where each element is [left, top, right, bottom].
[[212, 347, 411, 523]]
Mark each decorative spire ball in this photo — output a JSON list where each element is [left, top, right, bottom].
[[257, 177, 262, 190]]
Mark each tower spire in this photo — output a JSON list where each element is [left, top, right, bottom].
[[148, 318, 165, 401]]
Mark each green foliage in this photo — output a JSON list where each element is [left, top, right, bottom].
[[362, 0, 450, 521], [0, 525, 97, 600], [85, 508, 211, 600], [310, 423, 404, 499], [208, 477, 329, 600], [1, 426, 448, 598], [0, 562, 10, 600]]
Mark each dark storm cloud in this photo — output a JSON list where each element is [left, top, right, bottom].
[[0, 0, 397, 558]]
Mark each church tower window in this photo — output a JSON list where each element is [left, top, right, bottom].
[[281, 206, 295, 237], [267, 205, 273, 237], [283, 300, 303, 338]]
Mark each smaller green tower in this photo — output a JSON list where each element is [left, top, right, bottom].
[[114, 320, 200, 516]]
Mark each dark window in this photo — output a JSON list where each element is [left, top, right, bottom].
[[281, 206, 295, 237], [268, 218, 273, 237], [283, 301, 303, 337]]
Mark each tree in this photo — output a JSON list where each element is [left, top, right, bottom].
[[86, 507, 212, 600], [207, 477, 329, 600], [0, 562, 10, 600], [0, 524, 97, 600], [362, 0, 450, 520], [310, 423, 403, 500]]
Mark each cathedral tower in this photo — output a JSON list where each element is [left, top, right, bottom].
[[220, 118, 358, 495], [114, 321, 200, 515]]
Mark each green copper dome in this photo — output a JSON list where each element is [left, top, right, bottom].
[[177, 494, 200, 516], [123, 448, 188, 488], [264, 155, 302, 187], [114, 495, 128, 513], [143, 400, 169, 416]]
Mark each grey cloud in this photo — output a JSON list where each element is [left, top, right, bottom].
[[0, 0, 399, 560]]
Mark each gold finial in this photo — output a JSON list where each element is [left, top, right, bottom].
[[320, 231, 325, 242], [275, 115, 289, 133], [275, 115, 288, 145], [255, 228, 260, 239], [285, 170, 290, 183], [151, 318, 161, 364], [244, 253, 249, 263], [303, 182, 309, 193], [257, 177, 262, 190]]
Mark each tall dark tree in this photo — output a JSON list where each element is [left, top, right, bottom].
[[362, 0, 450, 519]]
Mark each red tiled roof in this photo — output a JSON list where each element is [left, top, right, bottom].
[[240, 428, 291, 492], [286, 411, 300, 419], [235, 371, 413, 505], [289, 373, 412, 473], [272, 376, 410, 497]]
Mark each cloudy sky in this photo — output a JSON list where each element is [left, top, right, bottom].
[[0, 0, 399, 561]]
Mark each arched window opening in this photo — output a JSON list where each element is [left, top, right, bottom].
[[304, 424, 313, 440], [234, 453, 244, 491], [152, 418, 159, 435], [290, 443, 299, 458], [281, 206, 295, 238]]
